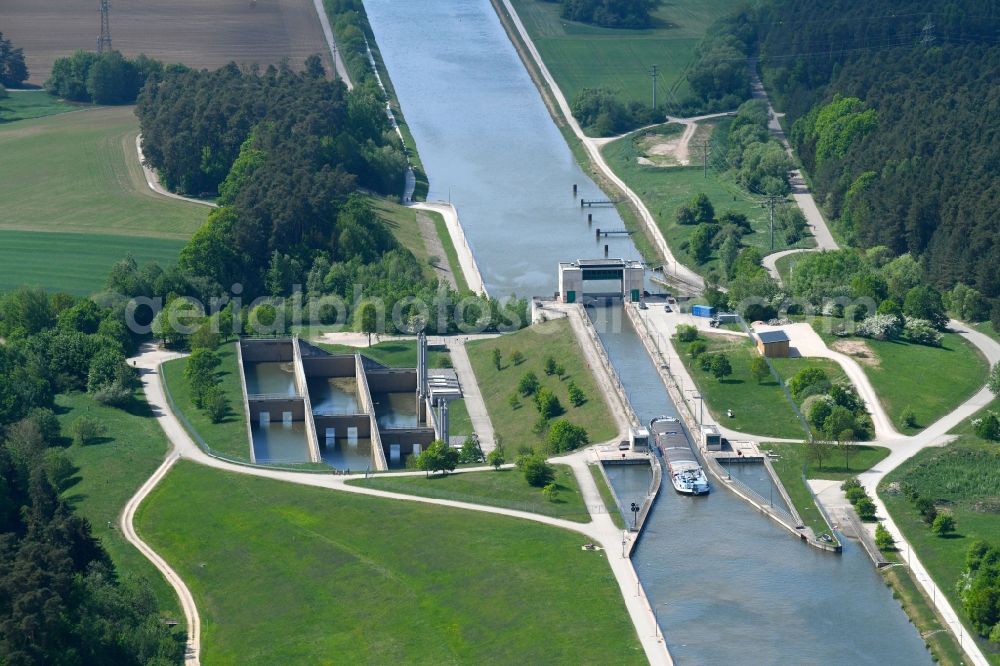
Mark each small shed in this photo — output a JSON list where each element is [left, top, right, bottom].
[[756, 330, 790, 358], [701, 424, 722, 451], [716, 313, 739, 324]]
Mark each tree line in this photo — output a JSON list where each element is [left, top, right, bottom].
[[47, 50, 164, 105], [537, 0, 663, 29], [687, 0, 1000, 327], [0, 287, 182, 665], [0, 32, 28, 88]]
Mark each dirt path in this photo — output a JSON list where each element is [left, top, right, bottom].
[[135, 135, 217, 208], [311, 0, 352, 88], [416, 210, 457, 290], [409, 202, 488, 296]]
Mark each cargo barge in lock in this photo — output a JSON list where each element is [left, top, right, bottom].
[[650, 416, 710, 495]]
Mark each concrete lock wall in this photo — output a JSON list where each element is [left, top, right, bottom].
[[365, 369, 417, 393], [248, 398, 306, 421], [313, 414, 371, 438], [239, 339, 295, 363], [380, 428, 436, 456], [301, 354, 357, 378]]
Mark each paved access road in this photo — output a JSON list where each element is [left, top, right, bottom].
[[123, 342, 672, 665]]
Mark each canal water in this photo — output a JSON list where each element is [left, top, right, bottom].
[[365, 1, 932, 663]]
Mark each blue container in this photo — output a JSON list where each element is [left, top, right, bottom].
[[692, 304, 716, 318]]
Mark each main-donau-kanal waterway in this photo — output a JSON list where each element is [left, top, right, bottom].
[[365, 1, 932, 663]]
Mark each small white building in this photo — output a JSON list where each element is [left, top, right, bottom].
[[558, 258, 644, 303], [701, 424, 722, 451], [629, 427, 650, 451]]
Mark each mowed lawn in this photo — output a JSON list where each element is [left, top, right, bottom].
[[353, 465, 589, 521], [56, 392, 181, 619], [509, 0, 736, 108], [673, 331, 806, 438], [161, 342, 250, 462], [137, 462, 645, 664], [0, 230, 183, 295], [467, 319, 617, 451], [858, 332, 986, 434], [0, 105, 207, 239]]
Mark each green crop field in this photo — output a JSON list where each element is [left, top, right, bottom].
[[880, 436, 1000, 664], [353, 465, 589, 521], [602, 142, 814, 278], [466, 319, 617, 451], [0, 90, 78, 122], [56, 391, 180, 619], [0, 229, 183, 295], [0, 104, 206, 292], [136, 462, 645, 664], [509, 0, 736, 108], [673, 331, 806, 438], [161, 342, 250, 462], [0, 105, 207, 239]]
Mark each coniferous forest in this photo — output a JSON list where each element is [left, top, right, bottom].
[[690, 1, 1000, 321]]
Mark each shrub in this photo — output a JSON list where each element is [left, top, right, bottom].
[[511, 350, 524, 365], [688, 340, 707, 358], [972, 412, 1000, 441], [544, 356, 557, 376], [845, 486, 867, 504], [542, 482, 559, 502], [875, 523, 895, 551], [698, 353, 715, 372], [903, 317, 942, 347], [855, 497, 877, 521], [567, 381, 586, 407], [72, 417, 106, 446], [915, 497, 938, 525], [840, 478, 862, 492], [932, 513, 956, 536], [518, 372, 539, 396], [516, 453, 554, 487], [546, 419, 589, 453], [486, 447, 505, 470], [507, 393, 521, 410], [901, 406, 918, 429], [789, 367, 830, 401], [856, 314, 902, 341], [534, 388, 563, 420], [203, 386, 230, 424], [676, 324, 699, 343]]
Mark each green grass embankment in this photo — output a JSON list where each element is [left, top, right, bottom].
[[136, 461, 645, 664], [57, 392, 180, 618], [466, 319, 617, 452], [161, 341, 249, 462], [879, 436, 1000, 664], [352, 465, 588, 522], [673, 331, 805, 438]]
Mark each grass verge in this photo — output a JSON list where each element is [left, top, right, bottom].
[[136, 461, 645, 664], [161, 341, 249, 462], [589, 463, 626, 529], [57, 392, 180, 618], [760, 441, 890, 537], [352, 465, 589, 522], [467, 319, 617, 451]]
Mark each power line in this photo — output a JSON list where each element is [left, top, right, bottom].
[[649, 64, 658, 110]]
